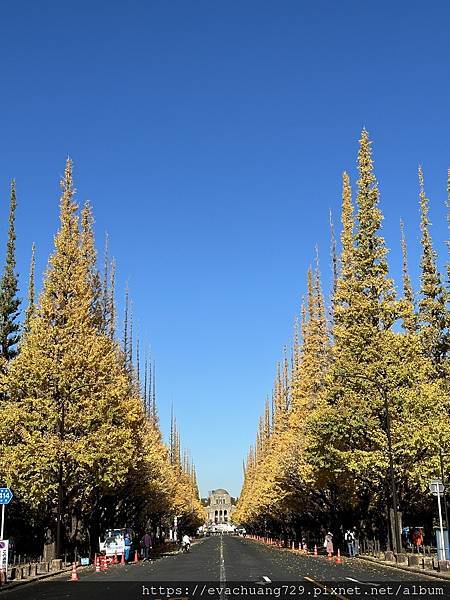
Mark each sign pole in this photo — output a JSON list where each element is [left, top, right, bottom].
[[437, 486, 445, 560], [0, 504, 4, 540]]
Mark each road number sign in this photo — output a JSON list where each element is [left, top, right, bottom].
[[0, 489, 13, 505]]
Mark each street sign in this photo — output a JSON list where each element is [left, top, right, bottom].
[[0, 489, 13, 541], [0, 540, 8, 572], [429, 480, 444, 496], [0, 489, 13, 505]]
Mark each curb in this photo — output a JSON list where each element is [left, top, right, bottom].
[[0, 540, 191, 592], [357, 555, 450, 581], [0, 564, 91, 593], [248, 539, 450, 580]]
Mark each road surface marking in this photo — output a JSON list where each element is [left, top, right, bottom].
[[254, 576, 271, 585], [304, 576, 349, 600], [346, 577, 380, 586], [219, 535, 226, 600]]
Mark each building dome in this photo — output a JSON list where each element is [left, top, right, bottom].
[[212, 488, 228, 494]]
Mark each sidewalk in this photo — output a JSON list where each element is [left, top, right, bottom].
[[358, 554, 450, 581], [0, 563, 89, 593], [0, 540, 202, 592]]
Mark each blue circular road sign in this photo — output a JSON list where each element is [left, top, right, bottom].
[[0, 488, 13, 505]]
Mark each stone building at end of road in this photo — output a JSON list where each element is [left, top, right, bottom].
[[202, 489, 237, 525]]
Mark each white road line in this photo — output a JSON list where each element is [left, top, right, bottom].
[[304, 576, 349, 600], [346, 577, 380, 586], [219, 535, 226, 600]]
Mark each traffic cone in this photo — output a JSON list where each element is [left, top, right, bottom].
[[304, 543, 308, 554], [95, 556, 101, 573], [335, 549, 343, 564], [70, 562, 79, 582], [101, 556, 108, 571], [134, 550, 139, 562], [314, 544, 318, 556], [121, 552, 125, 565]]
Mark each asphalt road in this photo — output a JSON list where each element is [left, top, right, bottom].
[[3, 536, 448, 600]]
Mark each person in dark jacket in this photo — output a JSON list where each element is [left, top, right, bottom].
[[142, 532, 153, 561]]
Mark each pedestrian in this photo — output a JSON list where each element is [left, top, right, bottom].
[[412, 528, 423, 553], [324, 532, 334, 557], [124, 533, 132, 562], [141, 531, 153, 561], [353, 527, 360, 556], [345, 529, 356, 557]]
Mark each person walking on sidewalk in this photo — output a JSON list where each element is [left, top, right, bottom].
[[324, 532, 334, 557], [345, 529, 356, 557], [124, 533, 132, 562], [142, 532, 153, 561], [353, 527, 360, 555]]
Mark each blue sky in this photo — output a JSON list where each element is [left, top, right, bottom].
[[0, 1, 448, 497]]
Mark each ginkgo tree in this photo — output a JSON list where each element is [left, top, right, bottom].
[[236, 131, 450, 549], [0, 159, 202, 558]]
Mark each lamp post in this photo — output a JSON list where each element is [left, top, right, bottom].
[[439, 447, 449, 560], [439, 448, 449, 531]]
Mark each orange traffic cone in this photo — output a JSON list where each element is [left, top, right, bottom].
[[70, 562, 79, 582], [134, 550, 139, 562], [95, 556, 101, 573], [101, 556, 108, 571], [314, 544, 318, 556], [121, 552, 125, 565], [335, 549, 343, 564]]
